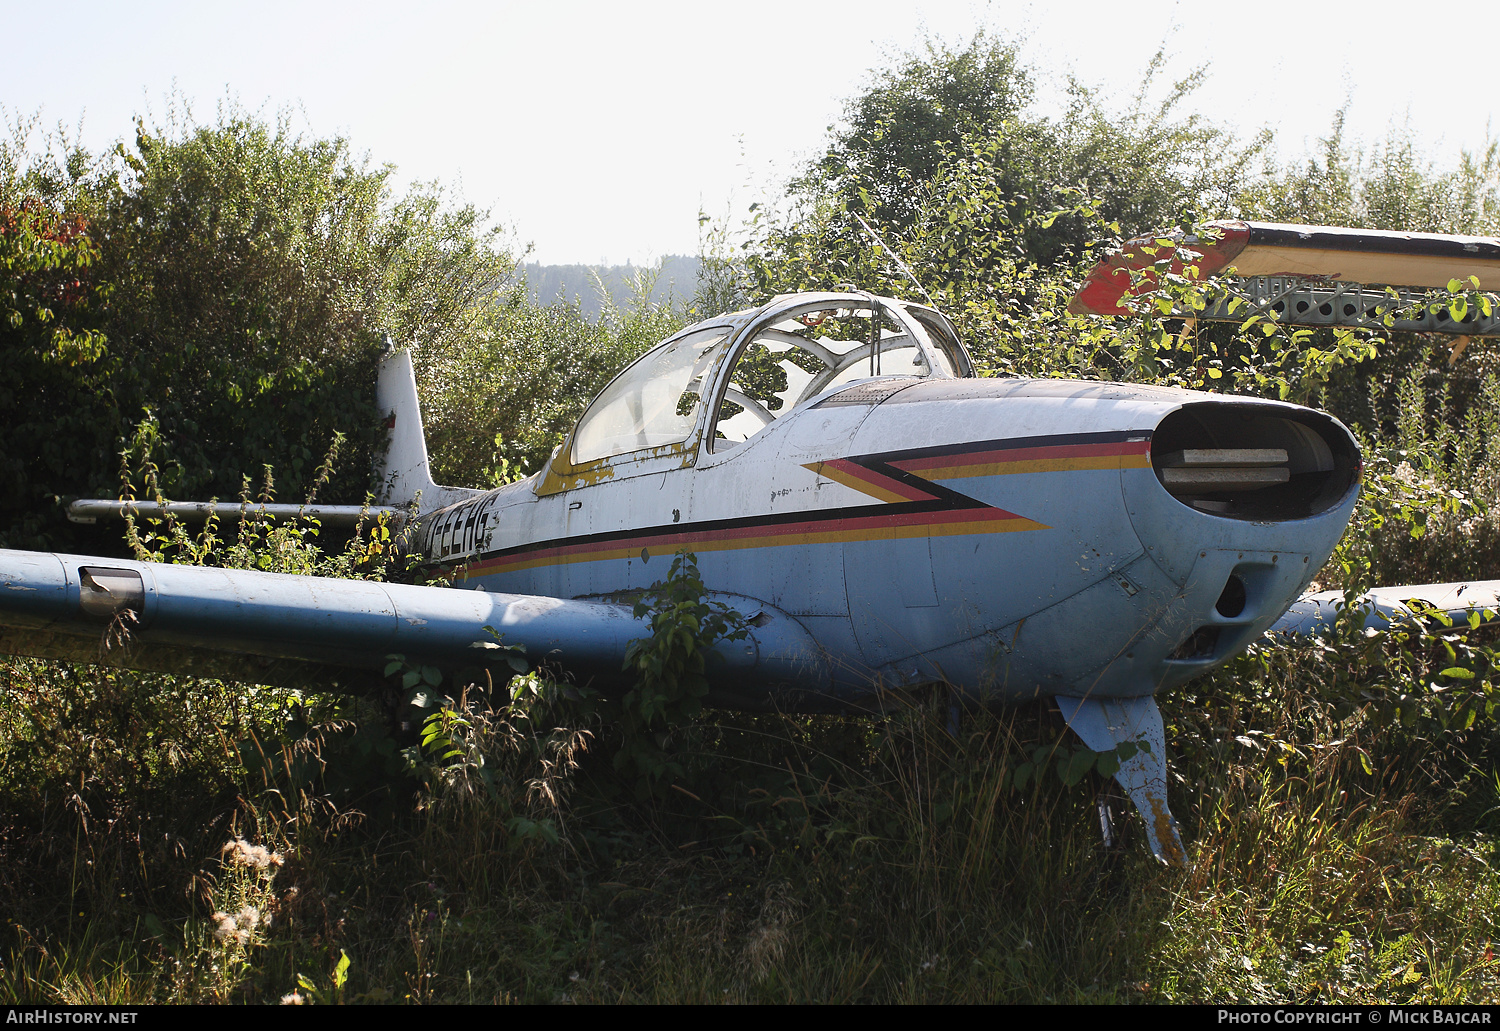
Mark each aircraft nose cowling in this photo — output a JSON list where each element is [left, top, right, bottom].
[[824, 379, 1359, 703], [1118, 400, 1361, 686]]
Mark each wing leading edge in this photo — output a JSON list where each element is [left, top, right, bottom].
[[1268, 581, 1500, 636], [0, 550, 832, 702]]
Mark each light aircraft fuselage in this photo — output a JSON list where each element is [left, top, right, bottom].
[[406, 292, 1362, 711], [0, 284, 1374, 865]]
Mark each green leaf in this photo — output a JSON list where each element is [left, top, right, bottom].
[[1061, 748, 1095, 786], [1095, 750, 1121, 778]]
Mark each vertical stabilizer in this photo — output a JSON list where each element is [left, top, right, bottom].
[[375, 344, 480, 513]]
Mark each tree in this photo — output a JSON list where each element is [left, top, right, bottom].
[[797, 31, 1032, 228], [1243, 111, 1500, 236], [0, 200, 114, 546], [785, 35, 1261, 270]]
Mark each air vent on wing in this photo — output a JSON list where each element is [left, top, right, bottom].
[[1150, 404, 1359, 521], [78, 566, 145, 620]]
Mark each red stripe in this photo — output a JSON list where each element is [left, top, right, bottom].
[[893, 439, 1149, 472], [1068, 224, 1249, 316], [819, 458, 938, 501], [462, 504, 1032, 575]]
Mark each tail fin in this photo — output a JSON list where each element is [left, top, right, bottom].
[[374, 343, 480, 513]]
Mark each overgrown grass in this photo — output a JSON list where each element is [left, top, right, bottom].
[[1151, 636, 1500, 1004], [5, 628, 1500, 1003]]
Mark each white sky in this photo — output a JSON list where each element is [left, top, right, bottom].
[[5, 0, 1497, 265]]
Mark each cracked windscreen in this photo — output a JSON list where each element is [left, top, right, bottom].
[[571, 327, 732, 464]]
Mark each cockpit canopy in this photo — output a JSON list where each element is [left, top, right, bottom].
[[571, 326, 733, 465], [567, 293, 971, 468]]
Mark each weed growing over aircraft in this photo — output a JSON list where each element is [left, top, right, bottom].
[[611, 553, 748, 798]]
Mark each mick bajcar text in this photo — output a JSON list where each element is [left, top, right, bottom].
[[1219, 1012, 1491, 1024]]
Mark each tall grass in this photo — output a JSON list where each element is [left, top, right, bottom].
[[7, 636, 1498, 1002]]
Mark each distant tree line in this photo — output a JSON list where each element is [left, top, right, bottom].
[[518, 256, 700, 319]]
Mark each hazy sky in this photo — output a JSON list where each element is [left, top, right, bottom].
[[5, 1, 1497, 265]]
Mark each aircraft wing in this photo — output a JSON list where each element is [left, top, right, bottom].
[[1267, 581, 1500, 636], [0, 549, 831, 703], [1070, 220, 1500, 337], [1067, 222, 1500, 639]]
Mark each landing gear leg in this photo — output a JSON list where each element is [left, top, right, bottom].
[[1055, 694, 1187, 868], [1096, 786, 1120, 851]]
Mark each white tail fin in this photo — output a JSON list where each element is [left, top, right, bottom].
[[375, 344, 480, 513]]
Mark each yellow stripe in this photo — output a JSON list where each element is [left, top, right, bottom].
[[457, 515, 1050, 578], [914, 454, 1150, 480], [803, 461, 916, 503]]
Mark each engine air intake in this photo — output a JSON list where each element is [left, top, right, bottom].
[[1151, 403, 1359, 521], [1158, 449, 1290, 492]]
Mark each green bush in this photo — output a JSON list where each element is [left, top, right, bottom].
[[419, 273, 685, 485], [0, 103, 516, 549]]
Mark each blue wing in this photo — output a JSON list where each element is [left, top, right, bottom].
[[1268, 581, 1500, 636], [0, 549, 829, 705]]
